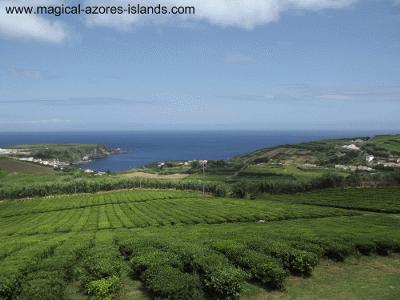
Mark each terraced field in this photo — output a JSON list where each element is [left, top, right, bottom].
[[0, 189, 399, 300]]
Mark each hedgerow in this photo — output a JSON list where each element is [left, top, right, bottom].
[[76, 232, 124, 300], [119, 239, 246, 299], [142, 266, 203, 300], [0, 178, 228, 200], [211, 240, 287, 289], [247, 241, 319, 276]]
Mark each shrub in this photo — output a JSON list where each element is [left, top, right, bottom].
[[18, 276, 65, 300], [211, 240, 287, 289], [355, 243, 376, 256], [310, 173, 344, 189], [230, 182, 247, 198], [374, 240, 400, 256], [321, 241, 354, 262], [289, 241, 325, 257], [86, 276, 121, 300], [249, 241, 318, 276], [192, 252, 246, 299], [0, 275, 19, 300], [79, 251, 123, 284], [142, 265, 204, 300], [130, 249, 183, 276]]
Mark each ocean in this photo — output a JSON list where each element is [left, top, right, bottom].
[[0, 130, 395, 172]]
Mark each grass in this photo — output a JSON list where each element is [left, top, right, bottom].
[[261, 187, 400, 213], [364, 135, 400, 156], [242, 254, 400, 300], [241, 164, 349, 179]]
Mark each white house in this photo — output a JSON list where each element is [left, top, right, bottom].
[[342, 144, 360, 151], [366, 155, 375, 163]]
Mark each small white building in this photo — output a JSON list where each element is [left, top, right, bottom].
[[303, 163, 318, 169], [366, 155, 375, 163], [0, 148, 19, 155], [342, 144, 360, 151]]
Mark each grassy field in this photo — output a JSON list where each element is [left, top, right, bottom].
[[363, 135, 400, 157], [243, 254, 400, 300], [262, 187, 400, 213], [0, 188, 400, 300], [0, 158, 55, 174]]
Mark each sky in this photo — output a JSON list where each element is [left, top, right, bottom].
[[0, 0, 400, 131]]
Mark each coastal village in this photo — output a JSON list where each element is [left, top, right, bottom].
[[1, 138, 400, 176], [0, 147, 106, 174], [333, 141, 400, 171]]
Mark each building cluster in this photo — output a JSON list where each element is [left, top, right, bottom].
[[335, 165, 375, 172], [18, 157, 70, 169], [0, 148, 20, 155], [83, 169, 106, 176], [157, 160, 208, 169], [342, 144, 360, 151]]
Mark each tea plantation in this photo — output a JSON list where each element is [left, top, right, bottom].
[[0, 189, 399, 299], [263, 187, 400, 213]]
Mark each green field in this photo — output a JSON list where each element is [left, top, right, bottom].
[[2, 135, 400, 201], [243, 254, 400, 299], [0, 158, 55, 174], [1, 135, 400, 299], [262, 187, 400, 213], [362, 135, 400, 157], [1, 188, 400, 300]]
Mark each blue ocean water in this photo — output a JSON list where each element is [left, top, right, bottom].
[[0, 130, 396, 172]]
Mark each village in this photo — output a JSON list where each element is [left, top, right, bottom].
[[0, 147, 106, 175]]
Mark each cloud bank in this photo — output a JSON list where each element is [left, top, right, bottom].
[[1, 0, 357, 42], [85, 0, 357, 29]]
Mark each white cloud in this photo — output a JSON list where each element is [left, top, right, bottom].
[[85, 0, 357, 29], [0, 0, 68, 43], [0, 0, 357, 42]]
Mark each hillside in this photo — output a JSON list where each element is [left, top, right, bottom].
[[1, 135, 400, 201], [8, 144, 116, 163], [0, 157, 55, 174], [0, 135, 400, 299], [233, 135, 400, 166], [0, 188, 399, 299], [124, 135, 400, 197]]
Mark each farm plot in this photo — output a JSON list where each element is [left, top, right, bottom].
[[0, 191, 358, 236], [0, 190, 198, 218], [113, 214, 400, 299], [0, 188, 399, 299], [262, 187, 400, 213]]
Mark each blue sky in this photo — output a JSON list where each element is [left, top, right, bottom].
[[0, 0, 400, 131]]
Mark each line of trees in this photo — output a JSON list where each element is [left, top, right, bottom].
[[1, 170, 399, 200], [230, 171, 400, 198], [0, 178, 228, 200]]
